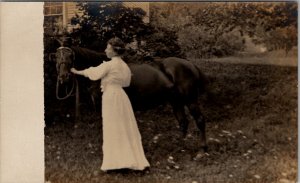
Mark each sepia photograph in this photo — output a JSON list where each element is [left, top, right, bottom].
[[43, 2, 297, 183]]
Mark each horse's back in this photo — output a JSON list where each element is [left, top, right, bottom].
[[126, 63, 174, 110], [160, 57, 205, 102], [129, 63, 173, 93]]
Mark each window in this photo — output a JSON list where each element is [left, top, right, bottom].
[[44, 2, 63, 16]]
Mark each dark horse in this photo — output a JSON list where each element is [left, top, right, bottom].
[[54, 46, 208, 151]]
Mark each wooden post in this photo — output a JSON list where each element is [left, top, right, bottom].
[[62, 2, 67, 27], [75, 79, 80, 123]]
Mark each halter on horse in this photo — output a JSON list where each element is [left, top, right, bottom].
[[55, 47, 76, 99], [55, 47, 80, 120]]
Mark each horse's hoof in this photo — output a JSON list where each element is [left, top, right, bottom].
[[193, 152, 210, 161], [182, 133, 192, 139], [202, 145, 208, 152], [182, 133, 187, 139]]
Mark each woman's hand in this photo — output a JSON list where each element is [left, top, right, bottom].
[[71, 68, 85, 77], [70, 68, 78, 74]]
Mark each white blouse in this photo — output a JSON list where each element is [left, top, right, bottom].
[[82, 57, 131, 92]]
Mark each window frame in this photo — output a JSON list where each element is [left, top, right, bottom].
[[44, 2, 63, 17]]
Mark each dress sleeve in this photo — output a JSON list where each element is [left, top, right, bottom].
[[122, 62, 132, 87], [82, 62, 110, 81]]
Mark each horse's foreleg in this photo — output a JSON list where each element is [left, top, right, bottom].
[[188, 102, 207, 152], [172, 103, 189, 138]]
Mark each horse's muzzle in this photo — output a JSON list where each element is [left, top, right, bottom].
[[59, 73, 71, 84]]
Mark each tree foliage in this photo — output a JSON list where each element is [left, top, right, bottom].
[[70, 2, 150, 51], [69, 2, 183, 59], [150, 2, 297, 58]]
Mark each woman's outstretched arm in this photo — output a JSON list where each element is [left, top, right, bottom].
[[70, 68, 85, 76], [70, 62, 110, 81]]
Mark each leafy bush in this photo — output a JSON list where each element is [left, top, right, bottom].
[[178, 26, 244, 58], [253, 25, 297, 55], [139, 27, 185, 58]]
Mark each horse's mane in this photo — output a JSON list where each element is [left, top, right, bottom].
[[71, 46, 108, 69]]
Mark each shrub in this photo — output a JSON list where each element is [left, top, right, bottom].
[[178, 26, 244, 58]]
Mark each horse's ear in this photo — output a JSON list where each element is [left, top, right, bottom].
[[48, 53, 56, 62]]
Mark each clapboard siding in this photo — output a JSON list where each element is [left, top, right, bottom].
[[45, 2, 150, 32], [65, 2, 81, 24]]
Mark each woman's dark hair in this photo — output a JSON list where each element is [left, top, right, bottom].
[[107, 37, 126, 55]]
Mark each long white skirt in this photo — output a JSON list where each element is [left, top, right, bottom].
[[101, 85, 150, 171]]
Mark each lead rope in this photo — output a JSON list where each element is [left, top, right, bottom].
[[55, 74, 76, 100]]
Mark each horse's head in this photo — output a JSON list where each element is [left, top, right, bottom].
[[55, 47, 75, 83]]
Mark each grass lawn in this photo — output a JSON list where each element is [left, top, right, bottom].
[[45, 52, 297, 183]]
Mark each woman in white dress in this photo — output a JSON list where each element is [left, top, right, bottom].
[[70, 37, 150, 172]]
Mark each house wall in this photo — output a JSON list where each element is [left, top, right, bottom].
[[44, 2, 150, 34]]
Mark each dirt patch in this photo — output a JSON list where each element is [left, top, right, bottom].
[[45, 60, 297, 183], [193, 48, 298, 67]]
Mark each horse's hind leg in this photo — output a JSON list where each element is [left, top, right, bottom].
[[172, 102, 190, 138], [188, 102, 207, 152]]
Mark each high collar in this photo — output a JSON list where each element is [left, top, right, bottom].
[[111, 56, 122, 62]]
